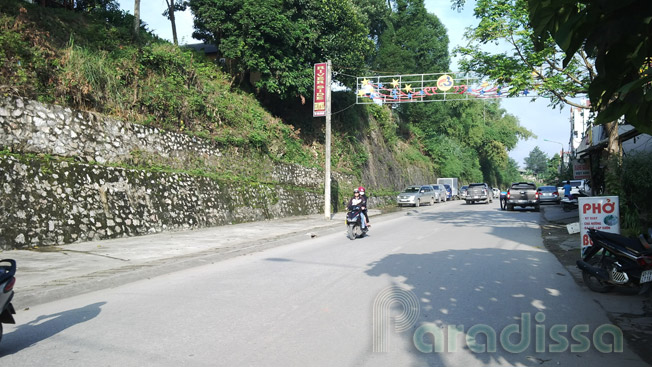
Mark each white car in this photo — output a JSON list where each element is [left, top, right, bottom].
[[397, 185, 436, 207], [492, 188, 500, 198]]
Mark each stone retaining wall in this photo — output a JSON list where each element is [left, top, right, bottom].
[[0, 154, 323, 250]]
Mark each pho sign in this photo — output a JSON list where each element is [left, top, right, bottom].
[[313, 63, 327, 117], [579, 196, 619, 256]]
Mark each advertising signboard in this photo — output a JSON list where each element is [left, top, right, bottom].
[[579, 196, 619, 256], [573, 161, 591, 179], [313, 63, 327, 117]]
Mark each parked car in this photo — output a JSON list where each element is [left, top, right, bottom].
[[459, 185, 468, 199], [443, 184, 453, 201], [466, 183, 493, 204], [537, 186, 561, 204], [397, 185, 436, 207], [506, 182, 540, 211], [430, 184, 447, 203]]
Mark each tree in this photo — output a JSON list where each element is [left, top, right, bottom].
[[133, 0, 140, 40], [163, 0, 189, 46], [527, 0, 652, 134], [451, 0, 592, 110], [189, 0, 373, 100], [370, 0, 450, 74], [524, 146, 548, 176]]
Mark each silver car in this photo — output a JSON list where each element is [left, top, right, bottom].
[[430, 184, 447, 202], [397, 185, 436, 207]]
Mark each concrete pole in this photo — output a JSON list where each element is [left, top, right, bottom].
[[324, 60, 332, 220]]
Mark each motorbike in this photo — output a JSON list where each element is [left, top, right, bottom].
[[577, 229, 652, 294], [0, 259, 16, 344], [346, 205, 368, 240], [561, 189, 589, 212]]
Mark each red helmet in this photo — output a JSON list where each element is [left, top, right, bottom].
[[358, 186, 365, 192]]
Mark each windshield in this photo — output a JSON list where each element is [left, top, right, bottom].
[[403, 187, 420, 193], [538, 186, 556, 192], [570, 180, 583, 186]]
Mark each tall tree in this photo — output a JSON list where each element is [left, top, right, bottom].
[[524, 146, 548, 176], [189, 0, 373, 100], [163, 0, 189, 46], [133, 0, 140, 40]]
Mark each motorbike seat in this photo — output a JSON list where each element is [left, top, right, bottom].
[[590, 229, 649, 255]]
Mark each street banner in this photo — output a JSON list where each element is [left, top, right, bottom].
[[579, 196, 620, 256], [313, 63, 327, 117]]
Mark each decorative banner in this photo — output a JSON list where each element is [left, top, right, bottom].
[[355, 72, 537, 104], [579, 196, 620, 257], [314, 63, 327, 116]]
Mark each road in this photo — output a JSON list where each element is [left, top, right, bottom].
[[0, 200, 647, 366]]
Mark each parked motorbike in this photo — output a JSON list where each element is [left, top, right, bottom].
[[577, 229, 652, 294], [561, 189, 589, 212], [0, 259, 17, 344], [346, 205, 368, 240]]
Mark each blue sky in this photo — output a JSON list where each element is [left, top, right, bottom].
[[118, 0, 575, 168]]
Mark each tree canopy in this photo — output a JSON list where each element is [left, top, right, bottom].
[[524, 146, 548, 176], [527, 0, 652, 133], [189, 0, 373, 100], [452, 0, 592, 110]]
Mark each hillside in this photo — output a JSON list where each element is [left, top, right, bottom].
[[0, 1, 439, 191]]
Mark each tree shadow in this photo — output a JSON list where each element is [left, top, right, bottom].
[[0, 302, 106, 355], [365, 248, 620, 366]]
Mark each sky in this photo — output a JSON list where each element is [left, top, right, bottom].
[[118, 0, 575, 168]]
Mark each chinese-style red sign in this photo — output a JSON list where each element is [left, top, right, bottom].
[[313, 63, 327, 117]]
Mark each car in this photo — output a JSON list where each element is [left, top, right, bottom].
[[537, 186, 561, 204], [492, 187, 500, 198], [459, 185, 468, 199], [466, 183, 493, 204], [506, 182, 540, 211], [397, 185, 436, 207], [429, 184, 447, 203], [443, 184, 453, 201]]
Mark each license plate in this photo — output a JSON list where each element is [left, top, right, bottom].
[[641, 270, 652, 284], [518, 200, 527, 203], [473, 196, 479, 199]]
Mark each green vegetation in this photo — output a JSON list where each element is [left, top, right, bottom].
[[1, 0, 534, 193]]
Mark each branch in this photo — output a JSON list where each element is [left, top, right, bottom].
[[508, 33, 588, 109], [579, 49, 596, 81], [542, 56, 584, 86]]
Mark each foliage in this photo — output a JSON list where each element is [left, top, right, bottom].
[[498, 158, 523, 188], [369, 0, 450, 74], [452, 0, 592, 110], [523, 146, 548, 176], [527, 0, 652, 134], [189, 0, 373, 100]]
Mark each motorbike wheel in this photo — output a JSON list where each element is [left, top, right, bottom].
[[0, 323, 3, 345], [347, 224, 356, 240], [582, 258, 614, 293]]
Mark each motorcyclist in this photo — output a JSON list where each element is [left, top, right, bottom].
[[358, 186, 371, 227], [563, 180, 572, 199], [347, 188, 367, 230]]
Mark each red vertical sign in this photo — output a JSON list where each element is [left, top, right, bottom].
[[313, 63, 327, 117]]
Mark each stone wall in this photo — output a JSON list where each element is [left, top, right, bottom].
[[0, 154, 323, 249], [0, 96, 398, 250]]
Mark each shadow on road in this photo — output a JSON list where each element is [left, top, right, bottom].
[[364, 247, 624, 367], [0, 302, 106, 356]]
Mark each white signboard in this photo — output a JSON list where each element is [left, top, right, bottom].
[[579, 196, 619, 256]]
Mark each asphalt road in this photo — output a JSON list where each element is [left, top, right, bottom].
[[1, 200, 647, 366]]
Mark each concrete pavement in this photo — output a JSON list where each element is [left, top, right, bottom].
[[2, 210, 384, 309]]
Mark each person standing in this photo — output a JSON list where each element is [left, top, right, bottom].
[[563, 180, 572, 199]]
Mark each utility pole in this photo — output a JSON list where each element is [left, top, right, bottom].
[[313, 61, 331, 220], [324, 60, 332, 220]]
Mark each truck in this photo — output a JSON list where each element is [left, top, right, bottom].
[[436, 178, 459, 200], [506, 182, 540, 211], [466, 183, 493, 204]]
